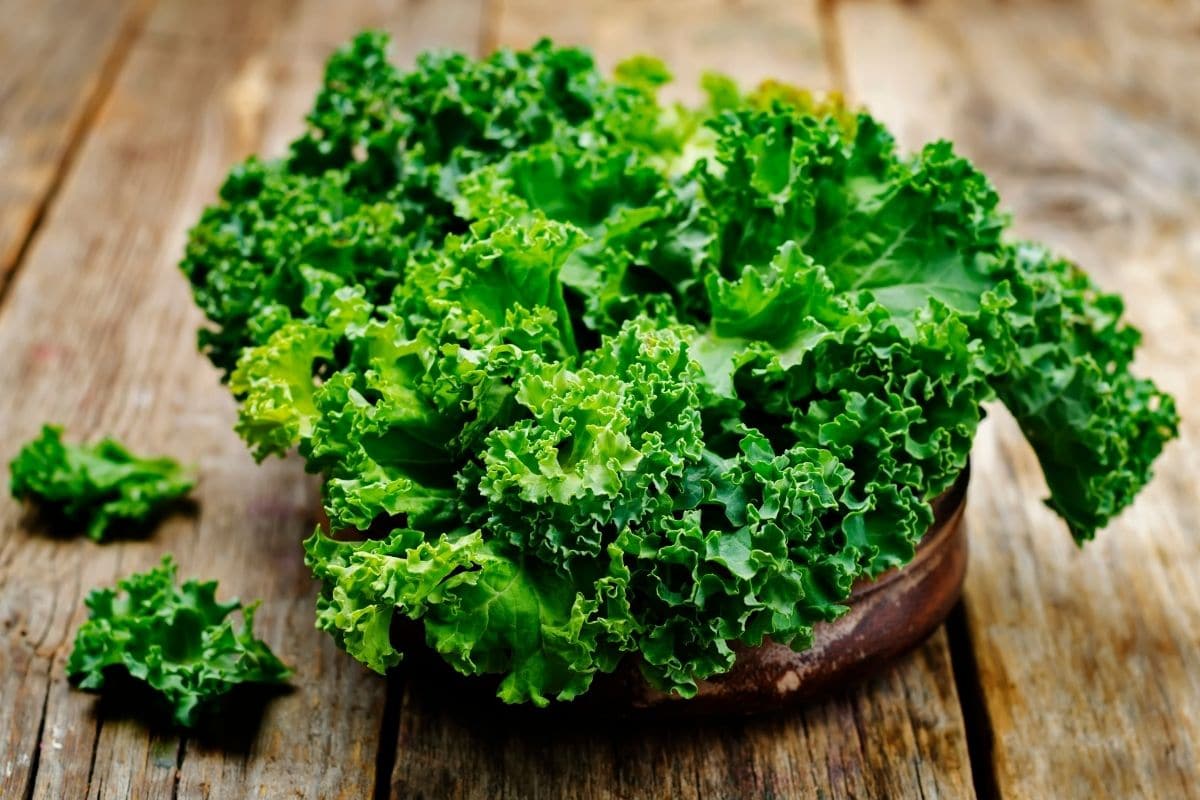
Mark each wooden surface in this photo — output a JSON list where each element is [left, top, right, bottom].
[[0, 0, 149, 294], [0, 0, 1194, 797], [836, 2, 1200, 797]]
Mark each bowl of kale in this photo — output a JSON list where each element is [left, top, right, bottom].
[[181, 34, 1177, 711]]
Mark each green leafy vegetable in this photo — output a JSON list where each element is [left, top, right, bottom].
[[182, 34, 1178, 705], [9, 425, 195, 541], [67, 557, 291, 727]]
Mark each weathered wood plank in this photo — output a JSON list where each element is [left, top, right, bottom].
[[0, 2, 482, 799], [391, 630, 972, 800], [493, 0, 829, 103], [0, 0, 149, 297], [837, 0, 1200, 796], [385, 3, 976, 798]]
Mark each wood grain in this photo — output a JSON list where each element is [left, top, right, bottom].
[[382, 3, 977, 799], [836, 0, 1200, 797], [0, 0, 149, 298], [391, 630, 972, 800], [492, 0, 829, 104], [3, 0, 1196, 796], [0, 2, 483, 799]]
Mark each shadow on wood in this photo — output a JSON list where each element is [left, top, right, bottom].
[[387, 629, 974, 800], [12, 498, 198, 542], [82, 669, 294, 756]]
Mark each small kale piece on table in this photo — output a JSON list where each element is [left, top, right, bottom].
[[67, 557, 291, 727], [9, 424, 195, 541]]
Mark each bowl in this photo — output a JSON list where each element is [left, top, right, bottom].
[[320, 466, 970, 715], [581, 465, 970, 715]]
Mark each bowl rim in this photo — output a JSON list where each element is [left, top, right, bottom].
[[850, 463, 970, 601]]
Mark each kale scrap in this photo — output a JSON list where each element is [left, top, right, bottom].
[[67, 557, 290, 727], [10, 425, 194, 541]]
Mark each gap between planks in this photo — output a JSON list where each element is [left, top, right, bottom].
[[813, 3, 997, 796], [815, 0, 850, 102], [946, 602, 1000, 800], [478, 0, 505, 59], [12, 5, 158, 797], [0, 0, 155, 311], [373, 673, 406, 800], [4, 2, 488, 798]]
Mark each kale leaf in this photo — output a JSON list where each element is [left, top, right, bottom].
[[9, 425, 195, 541], [67, 557, 291, 727]]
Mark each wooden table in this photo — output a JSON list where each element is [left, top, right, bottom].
[[1, 1, 1196, 797]]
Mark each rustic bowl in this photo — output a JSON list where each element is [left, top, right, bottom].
[[580, 465, 970, 715], [324, 466, 969, 716]]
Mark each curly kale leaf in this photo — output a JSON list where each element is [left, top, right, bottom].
[[67, 557, 290, 726], [9, 425, 195, 541], [993, 245, 1178, 538]]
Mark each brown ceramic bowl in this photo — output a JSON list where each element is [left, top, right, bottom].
[[323, 466, 970, 716], [581, 465, 970, 715]]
